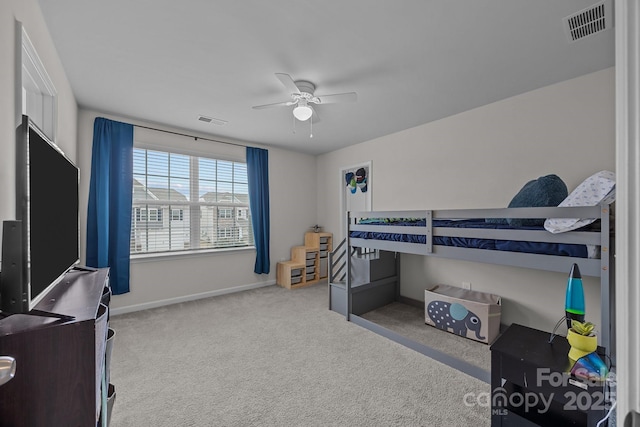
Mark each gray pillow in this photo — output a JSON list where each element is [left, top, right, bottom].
[[486, 174, 568, 227]]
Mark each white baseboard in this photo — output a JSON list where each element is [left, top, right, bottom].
[[109, 280, 276, 316]]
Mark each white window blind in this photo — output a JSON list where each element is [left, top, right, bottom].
[[131, 147, 253, 255]]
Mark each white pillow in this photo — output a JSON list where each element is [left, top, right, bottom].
[[544, 170, 615, 234]]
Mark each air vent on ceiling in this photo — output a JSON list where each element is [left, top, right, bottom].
[[563, 0, 613, 43], [197, 115, 227, 126]]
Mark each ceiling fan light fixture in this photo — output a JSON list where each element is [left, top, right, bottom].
[[252, 73, 357, 126], [293, 103, 313, 121]]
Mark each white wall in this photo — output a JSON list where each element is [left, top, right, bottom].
[[317, 68, 615, 334], [77, 109, 318, 312], [0, 0, 77, 238]]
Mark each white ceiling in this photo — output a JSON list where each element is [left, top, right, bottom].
[[37, 0, 614, 155]]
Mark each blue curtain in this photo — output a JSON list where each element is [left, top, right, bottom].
[[246, 147, 270, 274], [86, 118, 134, 294]]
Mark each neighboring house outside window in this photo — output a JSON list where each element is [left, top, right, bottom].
[[199, 191, 251, 249], [131, 147, 253, 255]]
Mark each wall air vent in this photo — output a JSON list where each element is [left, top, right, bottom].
[[197, 115, 227, 126], [563, 0, 613, 43]]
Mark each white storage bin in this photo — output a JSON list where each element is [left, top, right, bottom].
[[424, 284, 501, 344]]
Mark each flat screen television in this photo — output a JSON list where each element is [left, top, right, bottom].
[[0, 115, 79, 318]]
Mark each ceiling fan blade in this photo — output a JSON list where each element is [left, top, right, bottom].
[[315, 92, 357, 104], [275, 73, 301, 95], [252, 100, 295, 110]]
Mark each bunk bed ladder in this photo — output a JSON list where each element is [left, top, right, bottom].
[[328, 238, 347, 285], [328, 239, 360, 282], [328, 237, 359, 319]]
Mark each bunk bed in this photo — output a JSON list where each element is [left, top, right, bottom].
[[328, 203, 615, 382]]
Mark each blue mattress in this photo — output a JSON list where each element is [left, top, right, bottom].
[[349, 218, 590, 258]]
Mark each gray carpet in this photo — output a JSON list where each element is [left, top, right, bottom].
[[108, 283, 490, 427], [360, 302, 491, 373]]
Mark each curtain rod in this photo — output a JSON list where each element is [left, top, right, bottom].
[[133, 123, 251, 149]]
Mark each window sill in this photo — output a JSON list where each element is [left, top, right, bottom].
[[130, 246, 255, 263]]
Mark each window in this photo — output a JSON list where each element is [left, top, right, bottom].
[[217, 227, 236, 240], [135, 207, 162, 222], [20, 24, 57, 141], [171, 209, 183, 221], [131, 147, 253, 254], [218, 208, 233, 219]]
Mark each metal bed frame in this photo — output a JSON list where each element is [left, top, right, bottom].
[[330, 204, 615, 382]]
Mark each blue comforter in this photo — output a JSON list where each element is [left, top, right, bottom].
[[349, 218, 589, 258]]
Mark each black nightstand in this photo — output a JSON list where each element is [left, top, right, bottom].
[[490, 324, 610, 427]]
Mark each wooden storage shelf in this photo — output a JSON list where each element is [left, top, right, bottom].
[[305, 232, 333, 279], [276, 232, 332, 289], [276, 260, 309, 289]]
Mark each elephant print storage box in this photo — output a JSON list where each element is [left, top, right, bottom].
[[425, 284, 501, 344]]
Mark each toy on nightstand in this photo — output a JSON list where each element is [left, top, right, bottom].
[[567, 319, 608, 380], [562, 263, 609, 381], [565, 263, 585, 329], [571, 351, 609, 381]]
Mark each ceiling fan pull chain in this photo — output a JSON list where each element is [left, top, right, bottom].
[[310, 115, 313, 138]]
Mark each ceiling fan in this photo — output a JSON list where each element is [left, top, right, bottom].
[[252, 73, 357, 122]]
